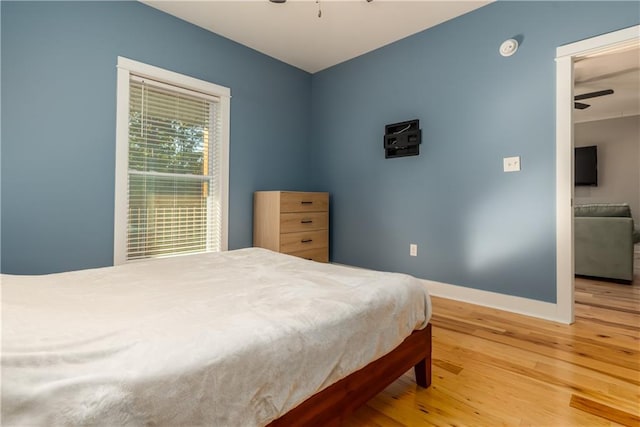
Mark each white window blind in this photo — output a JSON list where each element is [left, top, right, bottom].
[[126, 76, 222, 260]]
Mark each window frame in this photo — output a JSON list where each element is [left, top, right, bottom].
[[114, 56, 230, 265]]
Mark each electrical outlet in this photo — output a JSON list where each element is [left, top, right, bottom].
[[410, 244, 418, 257], [503, 156, 521, 172]]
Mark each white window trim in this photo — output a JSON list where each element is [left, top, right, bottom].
[[114, 56, 230, 265]]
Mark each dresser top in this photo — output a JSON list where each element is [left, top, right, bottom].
[[255, 190, 328, 194]]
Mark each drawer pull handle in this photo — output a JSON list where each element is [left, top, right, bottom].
[[301, 220, 313, 224], [301, 201, 313, 205], [301, 239, 313, 243]]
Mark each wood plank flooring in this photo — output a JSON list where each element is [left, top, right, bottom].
[[345, 259, 640, 426]]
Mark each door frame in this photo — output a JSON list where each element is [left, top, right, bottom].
[[555, 25, 640, 324]]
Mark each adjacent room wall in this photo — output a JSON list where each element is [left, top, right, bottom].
[[1, 1, 311, 274], [575, 115, 640, 222], [309, 1, 639, 303]]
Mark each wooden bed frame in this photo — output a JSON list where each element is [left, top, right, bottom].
[[268, 323, 432, 427]]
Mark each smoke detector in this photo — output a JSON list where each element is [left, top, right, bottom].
[[499, 39, 519, 57]]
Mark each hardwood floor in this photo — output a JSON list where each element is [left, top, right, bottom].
[[345, 262, 640, 426]]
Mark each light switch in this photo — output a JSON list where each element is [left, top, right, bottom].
[[410, 244, 418, 257], [503, 156, 521, 172]]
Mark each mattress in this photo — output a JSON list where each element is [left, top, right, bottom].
[[1, 247, 431, 426]]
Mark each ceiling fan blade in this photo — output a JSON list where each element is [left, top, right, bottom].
[[574, 102, 590, 110], [574, 89, 614, 101]]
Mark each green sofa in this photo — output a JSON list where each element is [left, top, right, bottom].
[[574, 203, 640, 283]]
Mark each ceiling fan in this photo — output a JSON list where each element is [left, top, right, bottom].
[[574, 89, 614, 110]]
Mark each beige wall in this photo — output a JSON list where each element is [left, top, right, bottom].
[[575, 115, 640, 222]]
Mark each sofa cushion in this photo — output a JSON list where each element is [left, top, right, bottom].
[[574, 203, 631, 218], [634, 227, 640, 245], [574, 216, 634, 281]]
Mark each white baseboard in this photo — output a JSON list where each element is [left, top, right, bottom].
[[331, 262, 568, 323], [421, 279, 567, 323]]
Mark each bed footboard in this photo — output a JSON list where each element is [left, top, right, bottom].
[[268, 323, 432, 427]]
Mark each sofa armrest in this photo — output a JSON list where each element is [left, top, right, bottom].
[[574, 216, 634, 281]]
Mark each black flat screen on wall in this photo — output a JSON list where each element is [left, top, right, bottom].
[[575, 145, 598, 186]]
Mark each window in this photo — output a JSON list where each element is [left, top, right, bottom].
[[114, 57, 230, 264]]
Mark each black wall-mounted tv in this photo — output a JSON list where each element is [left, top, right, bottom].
[[575, 145, 598, 186]]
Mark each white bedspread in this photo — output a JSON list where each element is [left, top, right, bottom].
[[1, 248, 431, 426]]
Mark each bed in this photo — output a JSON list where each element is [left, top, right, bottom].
[[1, 247, 432, 426]]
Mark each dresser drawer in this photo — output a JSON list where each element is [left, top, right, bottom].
[[280, 192, 329, 213], [287, 247, 329, 263], [280, 212, 328, 233], [279, 230, 328, 253], [254, 190, 330, 263]]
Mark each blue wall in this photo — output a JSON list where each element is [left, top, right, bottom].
[[1, 1, 311, 274], [309, 1, 639, 303]]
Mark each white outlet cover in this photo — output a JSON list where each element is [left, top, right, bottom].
[[503, 156, 521, 172], [410, 244, 418, 257]]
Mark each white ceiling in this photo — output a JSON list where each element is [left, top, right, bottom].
[[141, 0, 491, 73], [141, 1, 638, 122], [574, 45, 640, 123]]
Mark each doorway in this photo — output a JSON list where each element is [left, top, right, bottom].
[[555, 25, 640, 324]]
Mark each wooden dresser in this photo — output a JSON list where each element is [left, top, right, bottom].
[[253, 191, 329, 262]]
